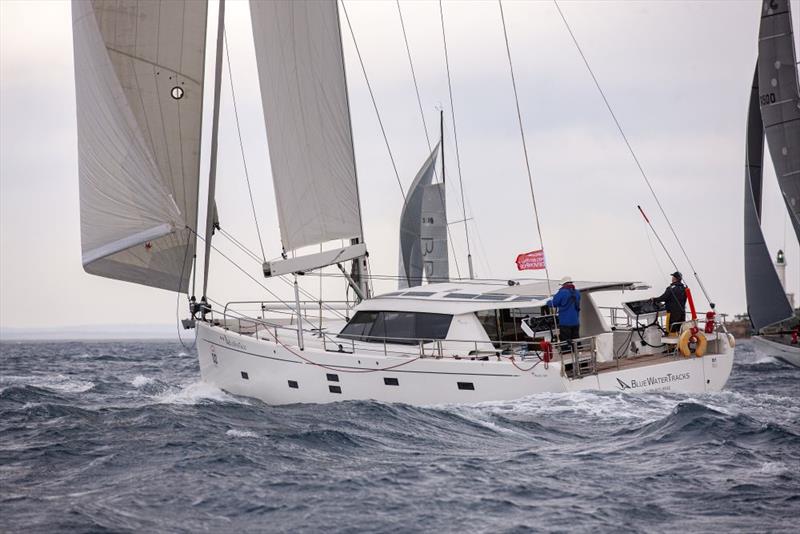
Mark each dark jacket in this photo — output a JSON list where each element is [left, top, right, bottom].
[[547, 284, 581, 327], [655, 282, 687, 316]]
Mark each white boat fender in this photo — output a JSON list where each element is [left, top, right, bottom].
[[678, 330, 707, 357], [727, 333, 736, 349]]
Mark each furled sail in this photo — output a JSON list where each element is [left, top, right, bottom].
[[250, 0, 365, 275], [744, 67, 794, 331], [758, 0, 800, 242], [398, 143, 449, 288], [72, 0, 207, 292]]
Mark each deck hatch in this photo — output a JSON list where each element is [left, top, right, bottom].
[[288, 380, 298, 389], [383, 377, 399, 386], [457, 381, 475, 390], [329, 385, 342, 394], [402, 291, 436, 297], [474, 294, 510, 301], [444, 293, 480, 299]]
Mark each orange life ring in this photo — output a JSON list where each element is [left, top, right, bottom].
[[678, 330, 707, 357]]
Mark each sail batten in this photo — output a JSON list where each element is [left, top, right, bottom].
[[250, 0, 364, 254], [72, 0, 207, 293]]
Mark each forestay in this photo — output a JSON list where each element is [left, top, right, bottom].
[[72, 0, 207, 292], [398, 143, 449, 288], [758, 0, 800, 242], [745, 68, 794, 331], [250, 0, 364, 262]]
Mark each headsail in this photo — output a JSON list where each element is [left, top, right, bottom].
[[398, 143, 448, 288], [745, 67, 794, 331], [758, 0, 800, 242], [250, 0, 365, 275], [72, 0, 207, 292]]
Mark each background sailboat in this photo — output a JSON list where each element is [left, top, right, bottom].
[[398, 134, 449, 289], [746, 0, 800, 366]]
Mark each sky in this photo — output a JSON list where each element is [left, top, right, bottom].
[[1, 0, 799, 331]]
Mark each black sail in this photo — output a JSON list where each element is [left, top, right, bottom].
[[758, 0, 800, 242], [745, 67, 794, 331]]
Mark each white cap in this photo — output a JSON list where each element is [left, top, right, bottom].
[[560, 276, 573, 285]]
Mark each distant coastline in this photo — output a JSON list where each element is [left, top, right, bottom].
[[0, 324, 180, 341]]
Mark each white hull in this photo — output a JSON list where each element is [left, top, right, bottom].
[[196, 322, 734, 406], [752, 335, 800, 368]]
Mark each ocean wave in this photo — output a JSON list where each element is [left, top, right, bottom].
[[614, 400, 799, 449], [2, 339, 798, 533], [0, 374, 95, 394]]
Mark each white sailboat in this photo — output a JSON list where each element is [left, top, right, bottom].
[[745, 0, 800, 367], [73, 0, 734, 406]]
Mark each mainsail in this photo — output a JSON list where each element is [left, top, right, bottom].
[[72, 0, 207, 292], [745, 67, 794, 331], [398, 143, 449, 288], [758, 0, 800, 242], [250, 0, 365, 275]]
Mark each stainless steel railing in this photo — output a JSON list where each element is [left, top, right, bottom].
[[207, 302, 726, 364], [207, 307, 555, 362]]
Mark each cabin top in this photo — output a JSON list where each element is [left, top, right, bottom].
[[359, 280, 646, 315]]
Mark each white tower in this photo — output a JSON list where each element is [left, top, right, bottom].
[[775, 249, 795, 308]]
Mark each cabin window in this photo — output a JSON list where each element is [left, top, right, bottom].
[[340, 311, 378, 339], [339, 311, 453, 345]]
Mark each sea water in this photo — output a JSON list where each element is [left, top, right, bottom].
[[0, 340, 797, 532]]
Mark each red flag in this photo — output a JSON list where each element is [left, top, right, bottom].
[[515, 249, 546, 271]]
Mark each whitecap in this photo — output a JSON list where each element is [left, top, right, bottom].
[[131, 375, 154, 387], [0, 374, 95, 394], [759, 461, 788, 475], [226, 429, 258, 438]]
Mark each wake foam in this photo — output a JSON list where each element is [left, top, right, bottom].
[[153, 381, 247, 406]]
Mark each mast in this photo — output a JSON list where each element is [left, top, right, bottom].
[[335, 4, 371, 301], [201, 0, 225, 302], [440, 109, 445, 185], [439, 0, 474, 279]]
